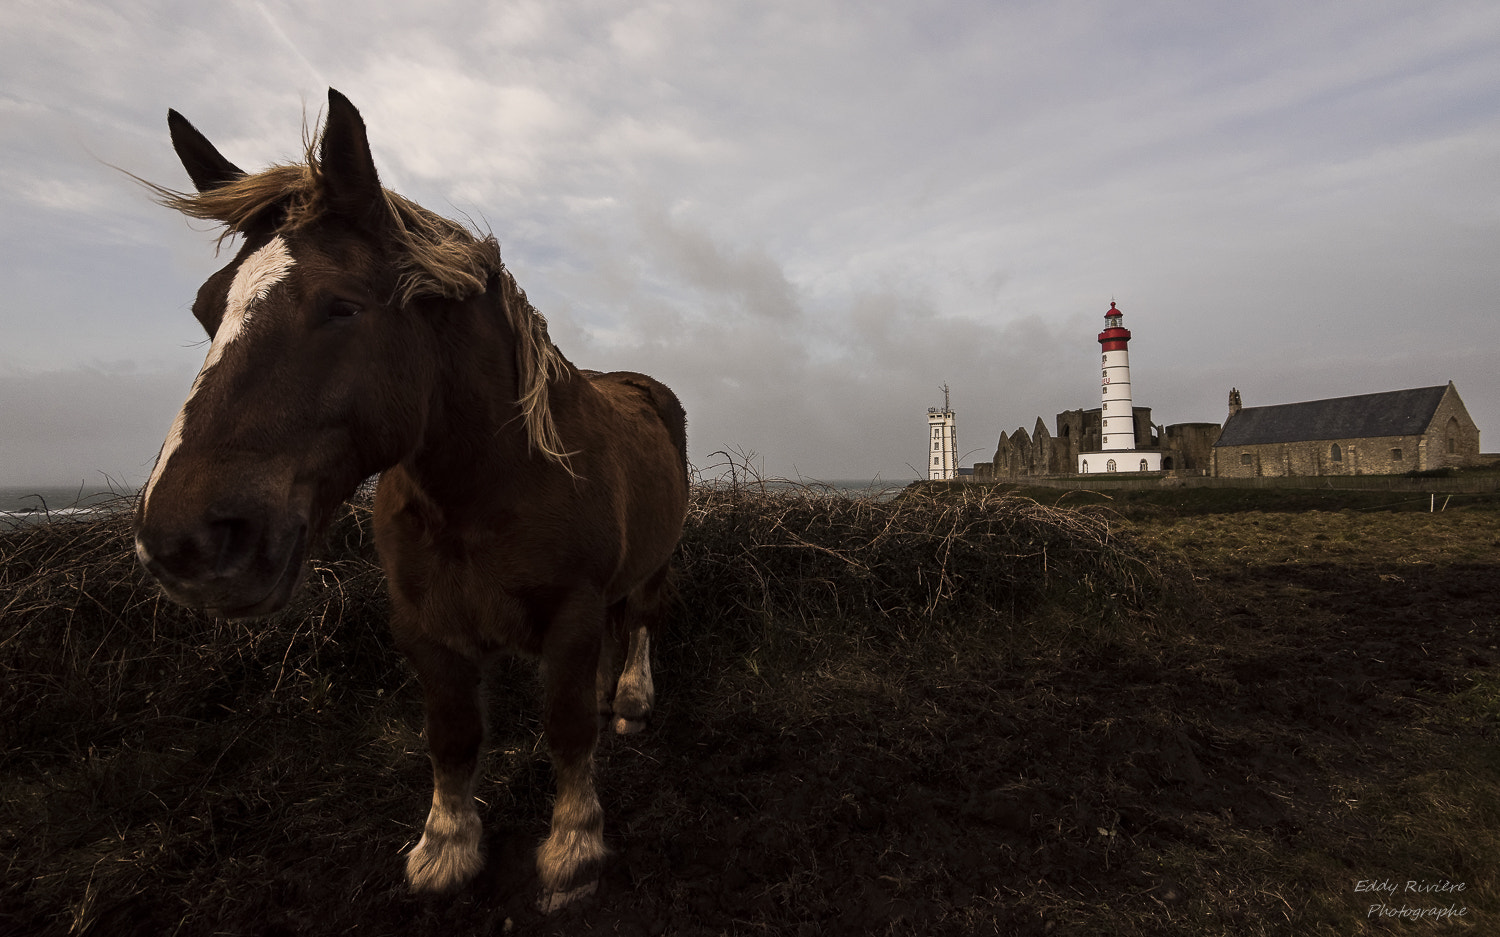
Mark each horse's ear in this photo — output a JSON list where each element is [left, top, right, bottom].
[[319, 89, 384, 224], [168, 109, 245, 192]]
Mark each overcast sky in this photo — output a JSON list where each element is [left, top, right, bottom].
[[3, 1, 1497, 487]]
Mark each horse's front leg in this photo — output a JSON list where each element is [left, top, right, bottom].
[[537, 592, 608, 912], [403, 637, 486, 892]]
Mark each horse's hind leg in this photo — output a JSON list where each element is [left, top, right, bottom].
[[403, 639, 485, 893], [610, 622, 655, 735], [596, 601, 628, 725], [538, 593, 607, 911], [607, 564, 668, 735]]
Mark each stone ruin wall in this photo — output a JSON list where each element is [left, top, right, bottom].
[[973, 409, 1220, 479]]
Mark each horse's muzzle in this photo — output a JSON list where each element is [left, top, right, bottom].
[[135, 511, 309, 618]]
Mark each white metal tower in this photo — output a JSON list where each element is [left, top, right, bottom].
[[927, 384, 958, 480]]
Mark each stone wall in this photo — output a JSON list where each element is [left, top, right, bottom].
[[1426, 386, 1483, 470], [1159, 423, 1221, 473], [1212, 434, 1424, 478]]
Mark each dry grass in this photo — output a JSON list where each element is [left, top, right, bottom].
[[1, 498, 408, 937]]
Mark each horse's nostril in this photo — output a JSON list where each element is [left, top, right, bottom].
[[207, 518, 258, 576]]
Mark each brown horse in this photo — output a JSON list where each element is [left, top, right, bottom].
[[133, 89, 688, 910]]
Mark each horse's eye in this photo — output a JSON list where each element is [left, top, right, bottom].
[[328, 299, 363, 320]]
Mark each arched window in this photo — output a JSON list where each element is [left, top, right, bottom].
[[1107, 459, 1118, 472], [1081, 459, 1089, 473], [1140, 459, 1149, 472], [1330, 443, 1342, 462]]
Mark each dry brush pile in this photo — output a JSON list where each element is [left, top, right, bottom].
[[1, 497, 389, 758], [675, 478, 1176, 638], [1, 482, 1171, 759]]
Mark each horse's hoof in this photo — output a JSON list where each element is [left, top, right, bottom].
[[613, 716, 648, 735], [405, 830, 483, 894], [539, 879, 598, 913], [406, 849, 482, 894]]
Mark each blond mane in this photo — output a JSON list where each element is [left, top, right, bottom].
[[145, 135, 576, 470]]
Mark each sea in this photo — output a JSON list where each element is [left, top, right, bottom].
[[699, 477, 911, 501], [774, 477, 905, 495], [0, 476, 908, 529], [0, 484, 137, 528]]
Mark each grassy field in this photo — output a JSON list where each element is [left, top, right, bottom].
[[2, 482, 1496, 935]]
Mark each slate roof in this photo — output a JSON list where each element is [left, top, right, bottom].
[[1214, 385, 1450, 448]]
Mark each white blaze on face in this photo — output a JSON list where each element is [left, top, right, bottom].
[[141, 236, 296, 513]]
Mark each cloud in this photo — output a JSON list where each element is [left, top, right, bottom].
[[2, 1, 1499, 484]]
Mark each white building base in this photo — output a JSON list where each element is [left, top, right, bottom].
[[1078, 451, 1163, 474]]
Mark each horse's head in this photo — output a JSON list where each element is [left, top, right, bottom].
[[135, 90, 445, 617]]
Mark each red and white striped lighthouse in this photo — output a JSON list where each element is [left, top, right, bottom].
[[1078, 301, 1162, 474], [1099, 301, 1136, 451]]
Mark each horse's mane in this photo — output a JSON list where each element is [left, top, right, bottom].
[[146, 137, 576, 470]]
